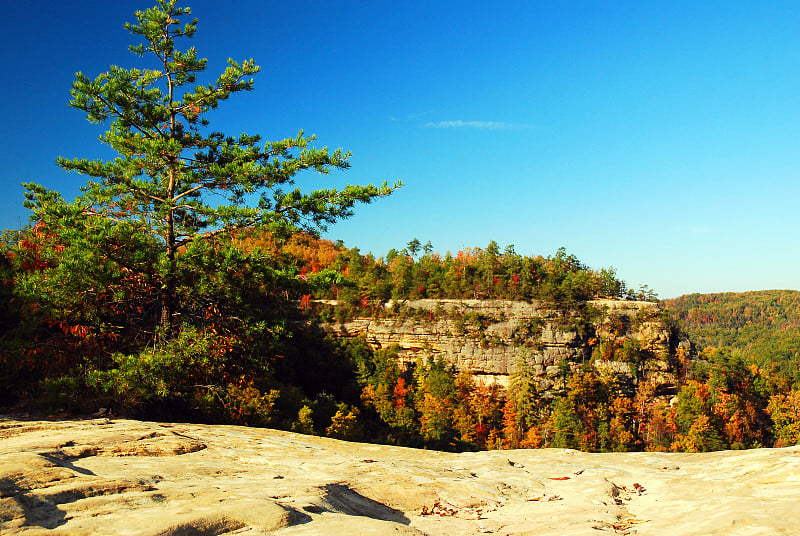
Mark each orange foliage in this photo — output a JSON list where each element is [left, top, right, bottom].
[[501, 397, 520, 448], [234, 230, 341, 272], [519, 426, 544, 448], [393, 377, 409, 409]]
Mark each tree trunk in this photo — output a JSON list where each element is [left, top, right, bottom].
[[161, 160, 177, 339]]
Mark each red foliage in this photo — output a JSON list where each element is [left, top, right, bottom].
[[393, 377, 409, 409]]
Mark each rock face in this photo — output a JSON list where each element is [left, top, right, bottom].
[[323, 299, 677, 394], [2, 417, 799, 536]]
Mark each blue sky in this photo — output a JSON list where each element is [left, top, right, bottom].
[[2, 1, 799, 298]]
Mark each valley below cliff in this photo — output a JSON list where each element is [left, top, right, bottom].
[[2, 417, 798, 536]]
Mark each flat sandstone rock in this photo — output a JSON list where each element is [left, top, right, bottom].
[[1, 418, 798, 535]]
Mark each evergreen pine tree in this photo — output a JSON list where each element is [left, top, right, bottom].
[[25, 0, 398, 335]]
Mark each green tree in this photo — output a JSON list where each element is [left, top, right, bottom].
[[30, 0, 398, 336], [767, 390, 800, 446], [407, 238, 421, 259], [671, 380, 727, 452], [417, 357, 457, 445], [549, 397, 582, 449], [506, 350, 539, 437]]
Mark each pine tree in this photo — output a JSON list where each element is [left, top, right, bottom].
[[406, 238, 421, 259], [25, 0, 398, 335], [507, 350, 539, 434]]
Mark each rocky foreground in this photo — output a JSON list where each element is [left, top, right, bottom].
[[1, 418, 798, 535]]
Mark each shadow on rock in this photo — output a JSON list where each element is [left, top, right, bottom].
[[0, 477, 67, 530], [320, 483, 411, 525], [39, 451, 96, 476]]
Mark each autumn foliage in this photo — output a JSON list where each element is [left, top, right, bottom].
[[4, 222, 800, 452]]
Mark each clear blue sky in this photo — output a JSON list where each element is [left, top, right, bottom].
[[2, 1, 799, 299]]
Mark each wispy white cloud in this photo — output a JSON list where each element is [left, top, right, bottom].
[[408, 110, 435, 120], [424, 120, 531, 130], [390, 110, 435, 122]]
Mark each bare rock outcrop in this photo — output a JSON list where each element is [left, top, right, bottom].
[[2, 417, 799, 535], [322, 299, 677, 394]]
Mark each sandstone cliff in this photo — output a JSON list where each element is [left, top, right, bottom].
[[321, 299, 680, 395]]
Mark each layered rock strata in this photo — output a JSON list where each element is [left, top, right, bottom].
[[322, 299, 678, 394]]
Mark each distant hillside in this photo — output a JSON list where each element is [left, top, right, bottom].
[[662, 290, 800, 374]]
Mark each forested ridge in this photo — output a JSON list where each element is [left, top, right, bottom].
[[5, 226, 800, 452], [2, 0, 800, 455], [236, 231, 655, 304], [663, 290, 800, 383]]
